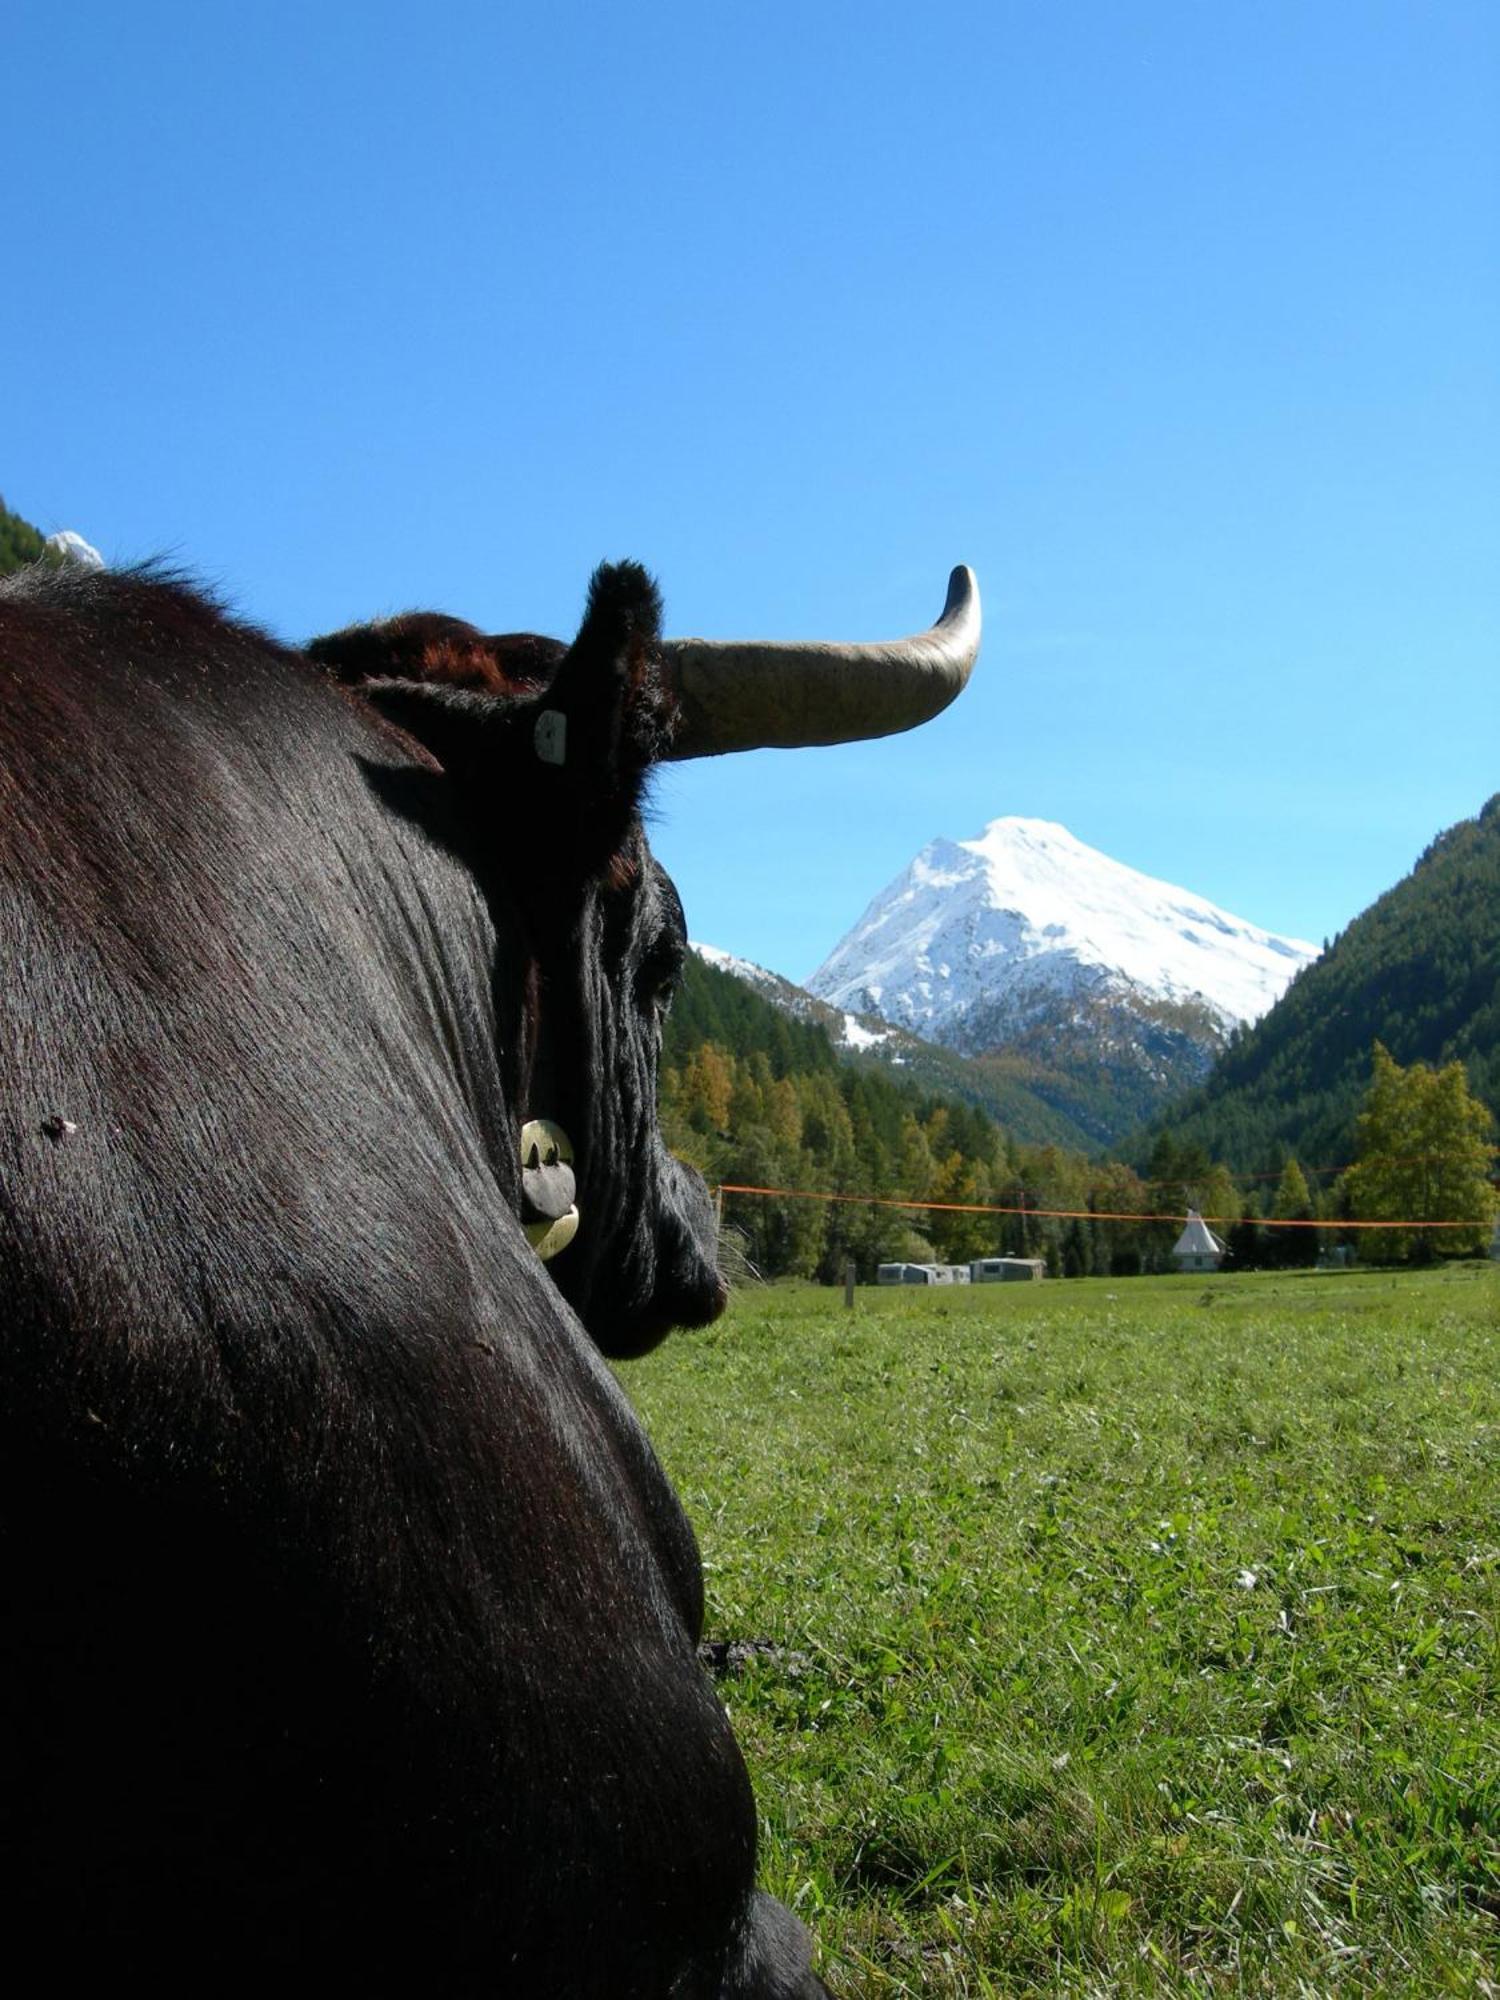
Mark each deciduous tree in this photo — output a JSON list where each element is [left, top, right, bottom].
[[1343, 1043, 1497, 1261]]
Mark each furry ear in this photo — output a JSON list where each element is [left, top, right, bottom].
[[490, 560, 674, 881], [308, 614, 484, 687], [308, 615, 564, 700], [530, 561, 675, 821], [312, 563, 678, 886]]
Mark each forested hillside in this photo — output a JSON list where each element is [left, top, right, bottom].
[[692, 946, 1109, 1151], [661, 952, 1176, 1281], [1141, 797, 1500, 1174], [0, 497, 44, 575], [953, 988, 1229, 1150], [850, 1033, 1106, 1154]]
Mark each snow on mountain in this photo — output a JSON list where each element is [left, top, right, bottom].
[[691, 942, 901, 1055], [806, 818, 1317, 1048], [692, 941, 780, 993]]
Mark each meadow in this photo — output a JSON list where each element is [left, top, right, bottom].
[[619, 1264, 1500, 1996]]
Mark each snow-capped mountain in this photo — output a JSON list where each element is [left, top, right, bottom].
[[807, 817, 1317, 1067]]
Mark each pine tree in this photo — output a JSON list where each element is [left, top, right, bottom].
[[1343, 1043, 1497, 1262], [0, 498, 45, 577], [1226, 1199, 1265, 1270]]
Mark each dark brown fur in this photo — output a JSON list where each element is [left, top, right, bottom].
[[0, 559, 826, 1996]]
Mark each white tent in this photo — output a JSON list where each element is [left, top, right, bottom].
[[1171, 1209, 1227, 1272]]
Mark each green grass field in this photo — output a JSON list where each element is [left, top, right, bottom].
[[619, 1265, 1500, 1996]]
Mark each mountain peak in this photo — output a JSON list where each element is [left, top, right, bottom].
[[807, 819, 1317, 1046]]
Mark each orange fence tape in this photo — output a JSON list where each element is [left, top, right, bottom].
[[714, 1183, 1488, 1231]]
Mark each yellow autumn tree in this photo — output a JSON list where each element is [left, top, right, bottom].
[[1343, 1043, 1497, 1262]]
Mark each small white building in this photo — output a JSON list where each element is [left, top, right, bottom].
[[1171, 1210, 1227, 1274]]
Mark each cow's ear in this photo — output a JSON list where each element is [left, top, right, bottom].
[[311, 564, 675, 873], [306, 617, 470, 687], [307, 615, 560, 783], [354, 680, 515, 780], [532, 560, 675, 790], [503, 561, 676, 869], [310, 615, 565, 698]]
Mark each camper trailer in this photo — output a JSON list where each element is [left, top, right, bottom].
[[877, 1262, 971, 1286], [878, 1262, 934, 1286], [969, 1257, 1047, 1283]]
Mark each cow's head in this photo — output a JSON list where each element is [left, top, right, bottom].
[[310, 562, 979, 1357]]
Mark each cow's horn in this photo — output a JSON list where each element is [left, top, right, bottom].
[[659, 565, 981, 760]]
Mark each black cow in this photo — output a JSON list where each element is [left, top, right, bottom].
[[0, 553, 977, 1993]]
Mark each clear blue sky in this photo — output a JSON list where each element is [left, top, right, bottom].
[[6, 2, 1495, 984]]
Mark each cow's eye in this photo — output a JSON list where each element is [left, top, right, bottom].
[[638, 962, 677, 1025], [638, 936, 682, 1023]]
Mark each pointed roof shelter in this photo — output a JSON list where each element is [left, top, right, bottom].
[[1171, 1209, 1227, 1272]]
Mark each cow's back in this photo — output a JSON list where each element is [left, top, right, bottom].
[[0, 569, 775, 1993]]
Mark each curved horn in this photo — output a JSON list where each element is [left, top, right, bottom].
[[660, 565, 980, 760]]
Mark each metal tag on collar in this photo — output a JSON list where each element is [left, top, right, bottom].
[[534, 710, 567, 766], [525, 1209, 579, 1260], [521, 1117, 579, 1261]]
